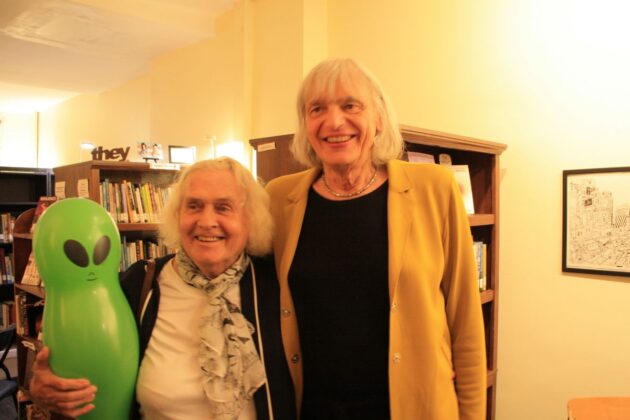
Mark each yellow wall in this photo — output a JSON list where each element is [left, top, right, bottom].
[[38, 2, 252, 168], [250, 0, 303, 138], [38, 76, 151, 167], [327, 1, 630, 419], [25, 1, 630, 418], [0, 112, 37, 167], [150, 2, 251, 163]]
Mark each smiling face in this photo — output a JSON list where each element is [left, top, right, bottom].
[[178, 168, 249, 278], [33, 198, 121, 292], [304, 70, 382, 172]]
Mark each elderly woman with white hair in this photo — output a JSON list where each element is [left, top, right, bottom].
[[29, 157, 296, 420]]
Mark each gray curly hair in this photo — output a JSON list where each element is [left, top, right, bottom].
[[159, 157, 273, 256]]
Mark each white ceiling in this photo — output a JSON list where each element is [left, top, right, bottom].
[[0, 0, 239, 112]]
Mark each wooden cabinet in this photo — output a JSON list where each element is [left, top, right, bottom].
[[53, 160, 178, 230], [249, 134, 307, 183], [0, 167, 52, 311], [12, 207, 49, 418], [251, 126, 506, 420], [401, 125, 506, 420], [0, 167, 53, 209]]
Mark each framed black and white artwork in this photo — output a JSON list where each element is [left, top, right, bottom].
[[563, 166, 630, 277]]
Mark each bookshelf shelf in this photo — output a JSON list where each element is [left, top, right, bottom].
[[118, 223, 161, 232], [12, 233, 32, 240], [480, 289, 495, 304], [469, 214, 495, 226], [14, 284, 45, 299], [0, 202, 42, 207], [487, 370, 497, 387], [251, 126, 506, 420]]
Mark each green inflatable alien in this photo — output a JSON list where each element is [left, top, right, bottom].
[[33, 198, 139, 419]]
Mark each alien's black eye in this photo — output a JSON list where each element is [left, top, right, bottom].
[[93, 236, 111, 265], [63, 240, 89, 268]]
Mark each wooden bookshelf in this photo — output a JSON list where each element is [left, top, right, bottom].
[[0, 167, 52, 303], [52, 161, 176, 199], [250, 134, 308, 183], [10, 208, 45, 417], [401, 125, 506, 420], [250, 125, 507, 420]]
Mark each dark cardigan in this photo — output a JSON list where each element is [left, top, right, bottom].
[[120, 254, 296, 420]]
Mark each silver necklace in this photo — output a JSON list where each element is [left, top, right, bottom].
[[321, 167, 378, 198]]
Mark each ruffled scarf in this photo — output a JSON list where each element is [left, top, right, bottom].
[[175, 250, 266, 419]]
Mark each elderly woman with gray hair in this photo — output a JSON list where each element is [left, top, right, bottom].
[[266, 58, 486, 420], [29, 157, 296, 420]]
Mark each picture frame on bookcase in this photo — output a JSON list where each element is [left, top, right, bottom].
[[562, 166, 630, 277], [447, 164, 475, 215], [168, 145, 196, 164]]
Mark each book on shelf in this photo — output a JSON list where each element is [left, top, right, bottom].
[[0, 247, 14, 284], [1, 212, 14, 243], [15, 292, 44, 337], [0, 248, 6, 284], [120, 236, 173, 271], [407, 151, 436, 164], [21, 252, 42, 286], [15, 293, 28, 336], [473, 241, 487, 291], [100, 179, 172, 224], [30, 196, 59, 233], [4, 253, 13, 284], [1, 300, 15, 328], [149, 162, 180, 170], [446, 164, 475, 214], [134, 186, 147, 223]]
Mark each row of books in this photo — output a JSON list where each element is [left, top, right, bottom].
[[0, 247, 14, 284], [121, 237, 174, 271], [100, 179, 173, 224], [19, 237, 174, 287], [473, 241, 488, 291], [1, 212, 15, 243]]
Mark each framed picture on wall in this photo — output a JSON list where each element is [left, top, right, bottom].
[[562, 166, 630, 277], [168, 145, 196, 164]]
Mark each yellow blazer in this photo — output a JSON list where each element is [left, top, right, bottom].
[[266, 159, 487, 420]]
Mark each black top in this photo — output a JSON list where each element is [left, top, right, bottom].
[[289, 182, 391, 420], [120, 254, 296, 420]]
